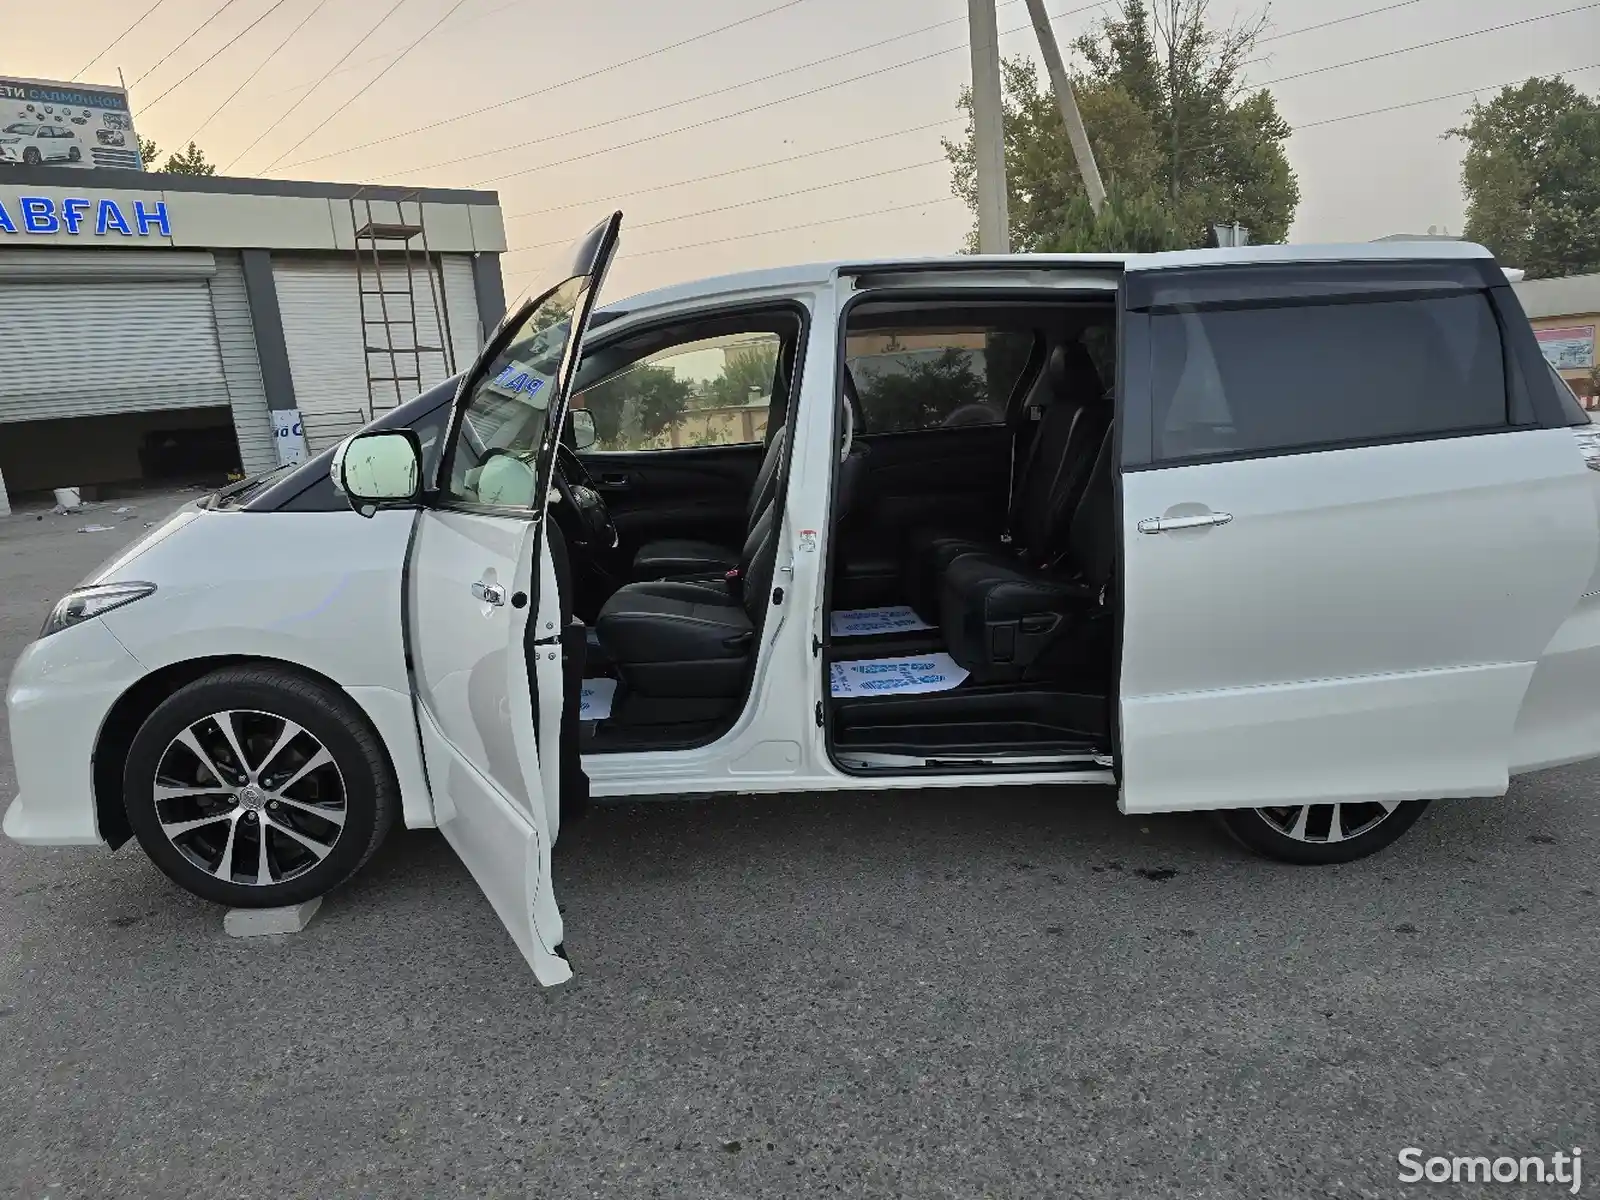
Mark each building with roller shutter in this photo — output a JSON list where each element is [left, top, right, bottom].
[[0, 165, 506, 504]]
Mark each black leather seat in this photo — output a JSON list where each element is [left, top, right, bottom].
[[904, 342, 1108, 622], [630, 424, 787, 581], [940, 426, 1116, 684], [597, 502, 779, 698]]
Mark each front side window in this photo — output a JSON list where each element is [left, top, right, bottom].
[[442, 276, 585, 508], [845, 329, 1034, 433], [572, 332, 784, 452], [1150, 292, 1509, 462]]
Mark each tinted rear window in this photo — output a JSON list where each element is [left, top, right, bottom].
[[1150, 293, 1508, 462]]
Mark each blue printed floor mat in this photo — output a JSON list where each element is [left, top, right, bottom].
[[830, 652, 969, 698], [829, 606, 935, 637], [580, 677, 617, 721]]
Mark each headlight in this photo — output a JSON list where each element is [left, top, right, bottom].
[[41, 582, 156, 638]]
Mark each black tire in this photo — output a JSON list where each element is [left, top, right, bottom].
[[1216, 799, 1431, 865], [68, 146, 81, 161], [22, 147, 40, 165], [124, 665, 397, 908]]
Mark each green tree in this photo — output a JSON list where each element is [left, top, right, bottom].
[[158, 140, 218, 176], [942, 0, 1298, 252], [700, 343, 780, 409], [853, 349, 986, 432], [579, 363, 694, 449], [139, 135, 161, 167], [1448, 76, 1600, 279]]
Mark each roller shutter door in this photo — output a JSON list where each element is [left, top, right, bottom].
[[0, 267, 229, 424], [274, 255, 463, 452]]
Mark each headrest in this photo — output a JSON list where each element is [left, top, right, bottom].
[[1045, 341, 1105, 405]]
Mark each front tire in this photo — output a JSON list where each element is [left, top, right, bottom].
[[1218, 799, 1430, 865], [124, 666, 397, 908], [22, 147, 40, 165], [68, 146, 81, 161]]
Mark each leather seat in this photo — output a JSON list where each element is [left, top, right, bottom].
[[597, 503, 778, 698], [904, 341, 1108, 621], [940, 427, 1116, 684], [631, 424, 787, 580]]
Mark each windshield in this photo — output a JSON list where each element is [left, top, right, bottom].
[[3, 123, 39, 134]]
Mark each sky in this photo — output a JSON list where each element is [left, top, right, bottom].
[[8, 0, 1597, 301]]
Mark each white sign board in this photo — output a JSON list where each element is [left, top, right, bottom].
[[0, 75, 142, 170], [271, 408, 310, 466], [1537, 325, 1596, 372]]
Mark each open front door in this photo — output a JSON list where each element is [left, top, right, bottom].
[[1115, 254, 1597, 818], [404, 214, 621, 984]]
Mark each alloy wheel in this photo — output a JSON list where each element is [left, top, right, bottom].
[[1255, 801, 1401, 845], [152, 709, 348, 887]]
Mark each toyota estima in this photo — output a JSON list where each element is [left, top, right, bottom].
[[9, 213, 1600, 985]]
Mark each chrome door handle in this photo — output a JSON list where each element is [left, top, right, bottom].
[[1138, 511, 1233, 534], [472, 581, 506, 605]]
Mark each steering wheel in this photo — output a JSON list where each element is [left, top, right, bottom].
[[552, 446, 618, 550]]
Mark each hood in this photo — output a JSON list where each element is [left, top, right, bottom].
[[82, 501, 207, 587]]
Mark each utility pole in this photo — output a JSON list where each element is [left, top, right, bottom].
[[967, 0, 1010, 254], [1023, 0, 1106, 216]]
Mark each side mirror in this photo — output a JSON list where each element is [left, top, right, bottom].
[[569, 408, 597, 452], [331, 429, 422, 515]]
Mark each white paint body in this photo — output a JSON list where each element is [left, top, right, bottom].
[[8, 244, 1600, 984]]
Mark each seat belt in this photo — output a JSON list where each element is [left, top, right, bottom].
[[1001, 400, 1057, 544]]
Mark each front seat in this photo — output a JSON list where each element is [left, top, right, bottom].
[[596, 501, 779, 699], [629, 423, 787, 581]]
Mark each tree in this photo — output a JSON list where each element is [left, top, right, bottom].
[[1448, 76, 1600, 279], [579, 364, 693, 449], [699, 343, 780, 409], [139, 135, 161, 167], [942, 0, 1298, 252], [158, 140, 218, 176], [853, 349, 986, 432]]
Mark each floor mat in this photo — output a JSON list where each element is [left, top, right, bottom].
[[829, 605, 934, 637], [580, 677, 617, 722], [830, 652, 969, 698]]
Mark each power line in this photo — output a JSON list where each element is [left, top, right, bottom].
[[274, 0, 821, 171], [506, 118, 963, 220], [131, 0, 250, 89], [256, 0, 528, 99], [508, 158, 950, 255], [460, 0, 1437, 192], [506, 59, 1600, 270], [1261, 0, 1423, 43], [142, 0, 295, 110], [446, 2, 1107, 188], [1255, 2, 1600, 88], [257, 0, 475, 171], [180, 0, 339, 143], [75, 0, 172, 81], [292, 0, 1419, 179], [221, 0, 414, 173]]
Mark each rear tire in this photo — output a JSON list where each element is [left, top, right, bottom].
[[124, 666, 397, 908], [1218, 799, 1430, 865]]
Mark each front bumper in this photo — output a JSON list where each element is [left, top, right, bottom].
[[3, 618, 145, 846]]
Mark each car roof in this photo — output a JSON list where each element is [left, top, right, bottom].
[[599, 241, 1497, 317]]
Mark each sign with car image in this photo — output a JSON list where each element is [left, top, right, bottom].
[[0, 74, 142, 170]]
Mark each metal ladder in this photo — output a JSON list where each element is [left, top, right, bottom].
[[349, 190, 456, 416]]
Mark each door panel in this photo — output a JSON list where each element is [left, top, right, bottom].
[[405, 211, 620, 984], [409, 510, 570, 983], [580, 441, 766, 562], [1119, 430, 1598, 813]]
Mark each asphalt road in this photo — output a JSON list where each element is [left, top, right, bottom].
[[2, 493, 1597, 1199]]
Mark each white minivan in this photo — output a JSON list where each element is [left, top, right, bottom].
[[9, 214, 1600, 985]]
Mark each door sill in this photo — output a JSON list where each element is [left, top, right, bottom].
[[835, 750, 1112, 771]]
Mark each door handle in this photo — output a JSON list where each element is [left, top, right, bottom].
[[472, 581, 506, 605], [598, 473, 631, 489], [1137, 511, 1233, 534]]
